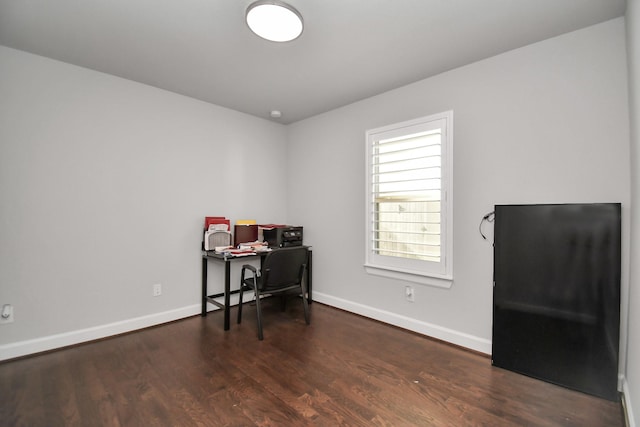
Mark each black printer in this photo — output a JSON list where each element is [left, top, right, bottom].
[[263, 226, 303, 248]]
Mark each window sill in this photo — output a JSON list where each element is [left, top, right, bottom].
[[364, 264, 453, 289]]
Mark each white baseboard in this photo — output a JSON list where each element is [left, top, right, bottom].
[[622, 377, 637, 427], [312, 292, 492, 354], [0, 304, 205, 361], [0, 291, 260, 362], [1, 292, 491, 361]]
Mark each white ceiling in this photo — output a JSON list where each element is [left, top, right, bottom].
[[0, 0, 626, 124]]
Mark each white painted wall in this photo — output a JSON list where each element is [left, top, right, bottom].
[[0, 46, 288, 358], [287, 18, 630, 357], [625, 0, 640, 424]]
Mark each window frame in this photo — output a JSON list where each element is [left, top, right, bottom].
[[364, 111, 453, 288]]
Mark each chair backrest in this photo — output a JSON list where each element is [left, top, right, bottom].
[[261, 246, 308, 291]]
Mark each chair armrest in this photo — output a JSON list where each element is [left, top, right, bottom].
[[241, 264, 259, 281], [242, 264, 258, 273]]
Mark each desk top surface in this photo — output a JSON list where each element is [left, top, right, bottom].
[[202, 250, 264, 260], [203, 245, 310, 261]]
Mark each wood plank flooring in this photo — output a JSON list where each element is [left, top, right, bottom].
[[0, 301, 625, 426]]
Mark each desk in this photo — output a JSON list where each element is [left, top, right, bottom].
[[201, 248, 312, 330]]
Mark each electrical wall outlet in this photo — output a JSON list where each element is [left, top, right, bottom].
[[153, 283, 162, 297], [0, 304, 14, 324], [405, 286, 415, 302]]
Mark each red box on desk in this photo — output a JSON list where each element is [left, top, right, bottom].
[[204, 216, 230, 231]]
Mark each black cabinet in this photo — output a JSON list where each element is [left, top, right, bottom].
[[492, 203, 621, 401]]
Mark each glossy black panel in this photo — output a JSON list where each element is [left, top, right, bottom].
[[492, 203, 621, 401]]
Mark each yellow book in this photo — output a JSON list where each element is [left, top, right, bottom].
[[236, 219, 257, 225]]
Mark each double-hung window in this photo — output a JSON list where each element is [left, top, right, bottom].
[[365, 111, 453, 288]]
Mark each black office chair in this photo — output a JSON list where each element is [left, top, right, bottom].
[[237, 246, 310, 340]]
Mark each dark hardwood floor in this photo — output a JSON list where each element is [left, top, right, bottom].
[[0, 301, 625, 426]]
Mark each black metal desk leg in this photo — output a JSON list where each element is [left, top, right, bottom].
[[224, 260, 231, 330], [307, 250, 312, 303], [201, 257, 208, 316]]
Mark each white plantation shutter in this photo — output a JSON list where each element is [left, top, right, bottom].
[[365, 111, 453, 287], [372, 130, 442, 261]]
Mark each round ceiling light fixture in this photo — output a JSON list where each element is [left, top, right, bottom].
[[246, 1, 303, 42]]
